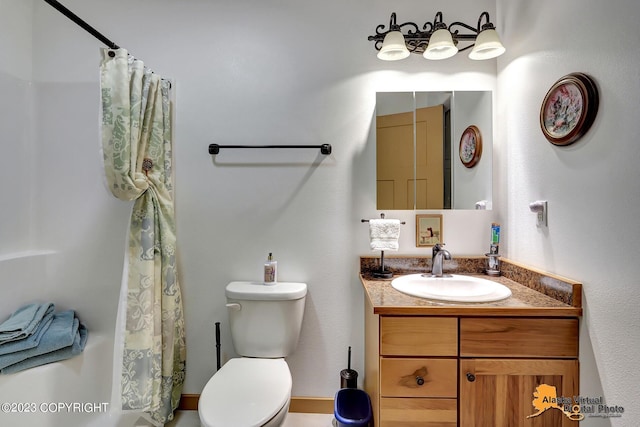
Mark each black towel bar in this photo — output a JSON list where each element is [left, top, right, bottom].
[[208, 144, 332, 155]]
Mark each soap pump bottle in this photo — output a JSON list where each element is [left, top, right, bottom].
[[264, 252, 277, 285]]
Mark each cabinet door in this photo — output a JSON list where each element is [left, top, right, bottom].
[[460, 359, 579, 427]]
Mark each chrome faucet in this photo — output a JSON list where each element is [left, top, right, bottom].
[[430, 243, 451, 277]]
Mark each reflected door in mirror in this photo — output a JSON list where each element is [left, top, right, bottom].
[[377, 105, 444, 209], [416, 105, 444, 209], [376, 111, 413, 209]]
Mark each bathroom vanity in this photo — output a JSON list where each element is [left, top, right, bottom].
[[361, 256, 582, 427]]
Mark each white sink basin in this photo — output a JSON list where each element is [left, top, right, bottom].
[[391, 274, 512, 302]]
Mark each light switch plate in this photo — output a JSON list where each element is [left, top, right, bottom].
[[536, 201, 547, 227], [529, 200, 548, 227]]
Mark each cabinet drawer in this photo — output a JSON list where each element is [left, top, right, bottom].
[[460, 317, 578, 358], [381, 317, 457, 356], [380, 397, 457, 427], [380, 358, 457, 398]]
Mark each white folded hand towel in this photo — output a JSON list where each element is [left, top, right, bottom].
[[369, 219, 401, 251]]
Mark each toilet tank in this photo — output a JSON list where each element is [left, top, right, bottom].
[[225, 281, 307, 358]]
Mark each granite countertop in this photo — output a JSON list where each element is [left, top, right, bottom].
[[360, 256, 582, 317]]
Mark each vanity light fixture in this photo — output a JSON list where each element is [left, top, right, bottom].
[[376, 16, 410, 60], [369, 11, 505, 61]]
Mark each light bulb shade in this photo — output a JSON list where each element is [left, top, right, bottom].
[[423, 28, 458, 60], [377, 31, 410, 61], [469, 28, 505, 60]]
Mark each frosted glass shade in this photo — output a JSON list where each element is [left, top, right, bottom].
[[469, 28, 506, 60], [423, 28, 458, 60], [377, 31, 410, 61]]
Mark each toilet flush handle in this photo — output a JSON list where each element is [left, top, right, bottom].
[[225, 303, 242, 312]]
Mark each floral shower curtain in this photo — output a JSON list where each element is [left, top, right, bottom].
[[99, 48, 185, 425]]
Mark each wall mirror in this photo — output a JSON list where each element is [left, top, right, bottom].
[[376, 91, 493, 210]]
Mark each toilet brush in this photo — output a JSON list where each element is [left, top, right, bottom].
[[340, 346, 358, 389], [215, 322, 221, 371]]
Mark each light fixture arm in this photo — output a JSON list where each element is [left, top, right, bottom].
[[446, 20, 481, 52], [368, 11, 502, 57], [369, 12, 423, 52], [477, 12, 496, 32], [432, 12, 446, 30]]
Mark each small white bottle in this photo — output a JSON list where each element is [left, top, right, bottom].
[[264, 253, 277, 285]]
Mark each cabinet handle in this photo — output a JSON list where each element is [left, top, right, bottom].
[[466, 372, 476, 382], [401, 367, 428, 388]]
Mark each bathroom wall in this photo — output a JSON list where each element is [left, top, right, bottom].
[[0, 1, 57, 321], [7, 0, 637, 425], [7, 0, 497, 407], [497, 0, 640, 424], [0, 0, 35, 257]]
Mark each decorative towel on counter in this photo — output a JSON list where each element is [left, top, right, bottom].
[[369, 218, 401, 251], [0, 310, 88, 374], [0, 303, 55, 344]]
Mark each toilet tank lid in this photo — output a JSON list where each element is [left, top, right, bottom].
[[226, 281, 307, 300]]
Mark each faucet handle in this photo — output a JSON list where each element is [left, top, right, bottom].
[[432, 242, 445, 254]]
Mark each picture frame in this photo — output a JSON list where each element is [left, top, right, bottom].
[[540, 72, 599, 146], [459, 125, 482, 168], [416, 214, 443, 247]]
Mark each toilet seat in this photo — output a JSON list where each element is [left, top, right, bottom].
[[198, 358, 292, 427]]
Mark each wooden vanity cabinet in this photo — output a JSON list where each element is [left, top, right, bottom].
[[364, 299, 459, 427], [364, 299, 580, 427], [377, 315, 458, 427], [459, 317, 579, 427], [459, 358, 579, 427]]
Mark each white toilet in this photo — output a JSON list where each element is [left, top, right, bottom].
[[198, 281, 307, 427]]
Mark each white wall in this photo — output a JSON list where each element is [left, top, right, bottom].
[[0, 0, 60, 327], [497, 0, 640, 425], [0, 0, 35, 257], [11, 1, 636, 425], [1, 0, 497, 407]]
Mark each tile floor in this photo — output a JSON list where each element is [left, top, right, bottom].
[[168, 410, 336, 427]]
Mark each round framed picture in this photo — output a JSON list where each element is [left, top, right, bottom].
[[459, 125, 482, 168], [540, 72, 599, 146]]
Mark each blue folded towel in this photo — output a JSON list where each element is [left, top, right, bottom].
[[0, 310, 88, 373], [0, 309, 54, 356], [0, 303, 55, 344]]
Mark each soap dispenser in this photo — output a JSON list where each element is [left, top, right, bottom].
[[264, 253, 277, 285]]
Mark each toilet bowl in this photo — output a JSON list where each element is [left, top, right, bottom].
[[198, 358, 292, 427], [198, 281, 307, 427]]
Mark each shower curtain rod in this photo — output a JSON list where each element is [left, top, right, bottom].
[[43, 0, 120, 50]]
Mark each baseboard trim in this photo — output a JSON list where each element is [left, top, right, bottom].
[[179, 394, 334, 414], [289, 396, 334, 414], [179, 394, 199, 411]]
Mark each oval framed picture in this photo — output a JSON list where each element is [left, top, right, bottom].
[[540, 72, 599, 146], [459, 125, 482, 168]]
